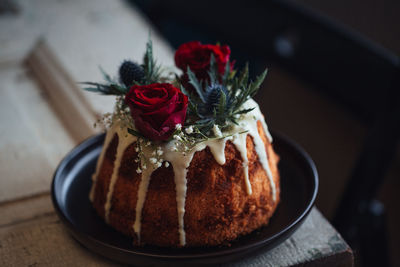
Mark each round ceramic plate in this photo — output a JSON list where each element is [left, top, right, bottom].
[[51, 132, 318, 266]]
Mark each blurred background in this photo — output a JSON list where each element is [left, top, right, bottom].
[[1, 0, 399, 266], [130, 0, 400, 266]]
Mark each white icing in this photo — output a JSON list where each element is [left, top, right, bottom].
[[232, 133, 252, 194], [245, 119, 276, 201], [133, 162, 155, 241], [104, 125, 137, 223], [207, 138, 229, 165], [162, 141, 207, 246], [91, 98, 276, 246], [236, 99, 276, 201], [89, 123, 119, 202], [245, 98, 273, 142]]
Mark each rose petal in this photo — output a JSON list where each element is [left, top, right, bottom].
[[125, 83, 188, 141], [174, 41, 231, 82]]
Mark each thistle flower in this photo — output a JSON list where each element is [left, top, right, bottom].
[[119, 60, 145, 87]]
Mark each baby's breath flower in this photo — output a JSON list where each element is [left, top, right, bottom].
[[164, 161, 170, 167], [173, 135, 182, 141], [149, 158, 157, 164], [185, 126, 193, 134], [175, 124, 182, 130]]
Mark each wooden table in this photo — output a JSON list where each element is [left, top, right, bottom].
[[0, 0, 353, 265]]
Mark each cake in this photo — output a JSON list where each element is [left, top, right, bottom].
[[84, 40, 280, 247]]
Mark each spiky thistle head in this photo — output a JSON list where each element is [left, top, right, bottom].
[[119, 60, 144, 87], [198, 83, 232, 117]]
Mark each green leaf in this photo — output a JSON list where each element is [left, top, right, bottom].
[[141, 36, 163, 84], [238, 63, 249, 87], [143, 39, 153, 81], [250, 68, 268, 94], [217, 88, 227, 117], [187, 67, 206, 102], [230, 117, 239, 125], [234, 107, 255, 115], [127, 128, 145, 138], [80, 81, 102, 86], [83, 87, 100, 92], [230, 63, 248, 101], [207, 54, 218, 85], [222, 60, 231, 85], [99, 66, 113, 83], [195, 118, 213, 125], [180, 84, 190, 97], [110, 84, 128, 94]]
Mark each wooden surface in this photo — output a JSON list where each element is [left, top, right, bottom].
[[0, 0, 353, 266], [0, 196, 352, 267], [25, 41, 99, 143]]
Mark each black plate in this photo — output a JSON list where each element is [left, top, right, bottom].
[[51, 132, 318, 266]]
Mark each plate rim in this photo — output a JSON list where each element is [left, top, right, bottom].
[[51, 131, 318, 262]]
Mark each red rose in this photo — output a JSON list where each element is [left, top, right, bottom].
[[174, 41, 231, 81], [125, 83, 188, 141]]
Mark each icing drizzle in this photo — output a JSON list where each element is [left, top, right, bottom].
[[90, 99, 276, 246], [232, 132, 251, 194], [104, 125, 136, 222], [89, 123, 120, 202], [133, 161, 154, 241]]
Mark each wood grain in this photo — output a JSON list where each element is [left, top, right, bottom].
[[0, 214, 119, 267], [0, 192, 52, 228], [0, 66, 75, 202], [25, 41, 98, 143], [0, 206, 353, 266]]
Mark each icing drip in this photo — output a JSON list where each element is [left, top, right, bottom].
[[208, 138, 229, 165], [239, 99, 276, 200], [104, 125, 136, 223], [246, 98, 273, 142], [232, 133, 252, 195], [163, 141, 207, 246], [89, 123, 119, 202], [133, 162, 155, 241], [246, 120, 276, 201]]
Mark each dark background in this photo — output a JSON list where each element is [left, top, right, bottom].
[[130, 0, 399, 266]]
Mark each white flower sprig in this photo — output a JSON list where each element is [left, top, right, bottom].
[[94, 95, 135, 131], [134, 138, 166, 173]]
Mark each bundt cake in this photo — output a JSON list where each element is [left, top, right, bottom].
[[84, 40, 280, 247]]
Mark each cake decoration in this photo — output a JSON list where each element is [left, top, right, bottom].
[[83, 38, 280, 247]]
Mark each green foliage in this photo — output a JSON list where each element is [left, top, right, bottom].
[[183, 59, 268, 137], [127, 128, 145, 139], [141, 37, 162, 84], [81, 37, 163, 95], [80, 67, 128, 95]]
